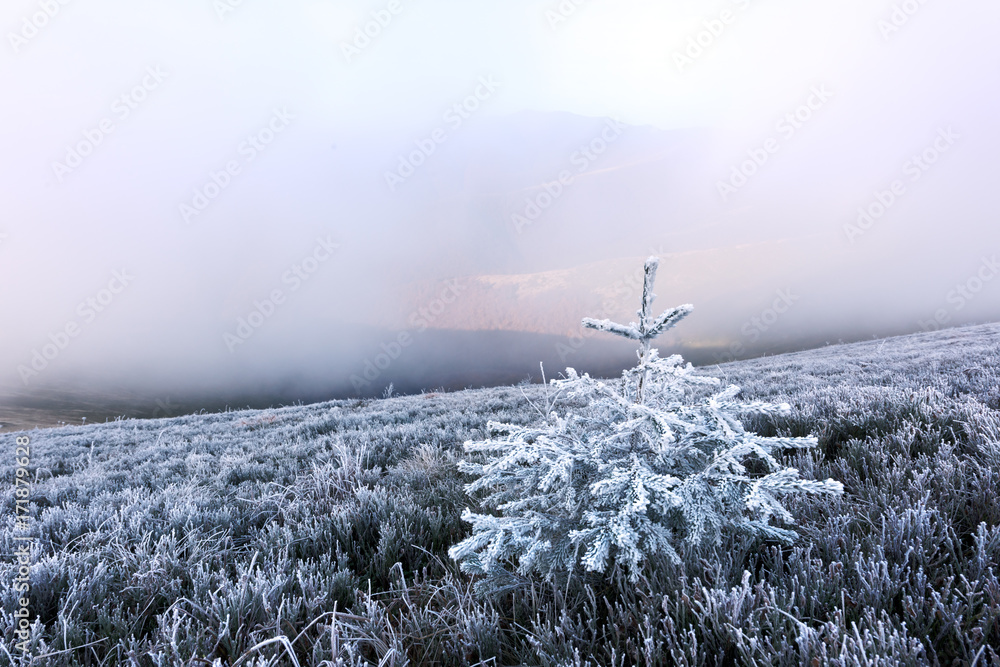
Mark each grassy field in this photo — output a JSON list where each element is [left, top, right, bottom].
[[2, 322, 999, 666]]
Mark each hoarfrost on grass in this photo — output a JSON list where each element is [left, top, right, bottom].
[[1, 310, 998, 664]]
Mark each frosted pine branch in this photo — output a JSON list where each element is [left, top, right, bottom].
[[581, 257, 692, 348], [648, 304, 694, 337], [581, 317, 642, 340]]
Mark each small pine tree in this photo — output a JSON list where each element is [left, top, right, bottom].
[[448, 257, 843, 588]]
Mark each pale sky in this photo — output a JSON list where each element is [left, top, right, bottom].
[[2, 0, 998, 399]]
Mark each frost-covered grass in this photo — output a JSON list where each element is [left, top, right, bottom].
[[2, 322, 999, 666]]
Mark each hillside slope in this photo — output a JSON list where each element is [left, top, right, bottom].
[[1, 322, 998, 665]]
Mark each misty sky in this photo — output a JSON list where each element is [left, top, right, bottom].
[[2, 0, 999, 401]]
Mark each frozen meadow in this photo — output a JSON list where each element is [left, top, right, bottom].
[[1, 321, 999, 665]]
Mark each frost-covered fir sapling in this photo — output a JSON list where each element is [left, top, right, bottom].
[[449, 256, 843, 588]]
